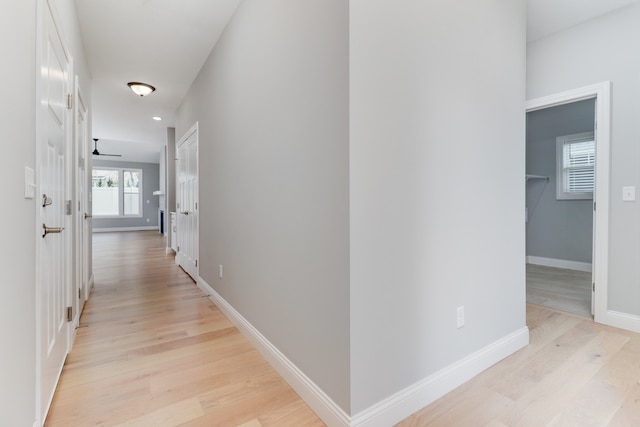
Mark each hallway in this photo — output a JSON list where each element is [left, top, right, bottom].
[[45, 231, 323, 426]]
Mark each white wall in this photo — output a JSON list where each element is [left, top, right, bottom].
[[527, 3, 640, 315], [176, 0, 350, 413], [350, 0, 527, 414], [0, 2, 37, 425]]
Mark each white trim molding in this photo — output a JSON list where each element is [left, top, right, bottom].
[[197, 277, 351, 427], [602, 311, 640, 334], [350, 327, 529, 427], [527, 256, 592, 273], [526, 81, 610, 328]]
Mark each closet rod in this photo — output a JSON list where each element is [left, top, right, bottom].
[[525, 174, 549, 181]]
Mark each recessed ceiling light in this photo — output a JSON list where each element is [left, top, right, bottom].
[[127, 82, 156, 97], [152, 116, 163, 121]]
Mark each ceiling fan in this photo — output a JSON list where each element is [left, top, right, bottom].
[[92, 138, 122, 157]]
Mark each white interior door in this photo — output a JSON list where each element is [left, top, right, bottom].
[[38, 0, 72, 422], [176, 124, 199, 280]]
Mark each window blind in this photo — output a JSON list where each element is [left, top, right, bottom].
[[563, 140, 594, 193]]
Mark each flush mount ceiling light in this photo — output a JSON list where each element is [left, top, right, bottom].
[[152, 116, 163, 121], [127, 82, 156, 97]]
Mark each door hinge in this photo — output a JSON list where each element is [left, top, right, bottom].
[[79, 288, 81, 299], [177, 246, 180, 252], [66, 200, 72, 215], [195, 202, 198, 210], [593, 282, 595, 292], [66, 93, 73, 110], [195, 260, 198, 267], [66, 306, 73, 322], [593, 202, 596, 211]]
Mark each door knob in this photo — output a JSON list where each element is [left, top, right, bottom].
[[42, 194, 53, 207], [84, 213, 92, 219], [42, 224, 64, 238]]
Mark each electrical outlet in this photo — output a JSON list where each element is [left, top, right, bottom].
[[219, 265, 223, 279], [457, 306, 465, 329]]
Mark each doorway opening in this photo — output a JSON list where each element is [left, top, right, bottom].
[[525, 82, 610, 323], [526, 99, 595, 317]]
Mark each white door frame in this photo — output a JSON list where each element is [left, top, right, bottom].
[[526, 81, 610, 325]]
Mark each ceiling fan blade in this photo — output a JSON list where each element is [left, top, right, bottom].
[[92, 138, 121, 157]]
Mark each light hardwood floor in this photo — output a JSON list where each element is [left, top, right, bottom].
[[45, 231, 323, 427], [47, 232, 640, 426], [398, 304, 640, 426], [526, 264, 592, 317]]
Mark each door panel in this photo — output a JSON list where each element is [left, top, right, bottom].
[[176, 125, 199, 281], [39, 0, 71, 422]]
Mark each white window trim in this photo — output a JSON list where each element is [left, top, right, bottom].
[[92, 167, 143, 218], [556, 131, 594, 200]]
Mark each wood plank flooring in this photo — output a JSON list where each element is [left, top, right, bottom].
[[397, 304, 640, 426], [526, 264, 592, 317], [46, 231, 640, 426], [45, 231, 323, 427]]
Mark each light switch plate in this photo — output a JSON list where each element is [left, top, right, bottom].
[[623, 186, 636, 202], [25, 167, 35, 199]]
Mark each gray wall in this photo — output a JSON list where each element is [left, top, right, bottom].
[[177, 0, 527, 416], [166, 127, 176, 248], [350, 0, 527, 413], [0, 2, 37, 424], [526, 99, 595, 263], [175, 0, 350, 412], [92, 159, 160, 230], [527, 3, 640, 315]]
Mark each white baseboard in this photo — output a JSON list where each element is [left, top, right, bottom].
[[198, 277, 529, 427], [197, 277, 350, 427], [602, 310, 640, 334], [527, 256, 592, 272], [165, 247, 175, 254], [92, 226, 159, 233], [350, 327, 529, 427]]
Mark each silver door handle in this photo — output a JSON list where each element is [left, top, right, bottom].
[[42, 224, 64, 238], [84, 213, 92, 219], [42, 194, 53, 207], [181, 211, 189, 215]]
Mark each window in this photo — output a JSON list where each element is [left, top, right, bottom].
[[556, 132, 594, 200], [92, 168, 142, 217]]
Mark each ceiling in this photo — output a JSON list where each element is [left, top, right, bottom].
[[76, 0, 638, 163], [527, 0, 638, 41], [75, 0, 241, 163]]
